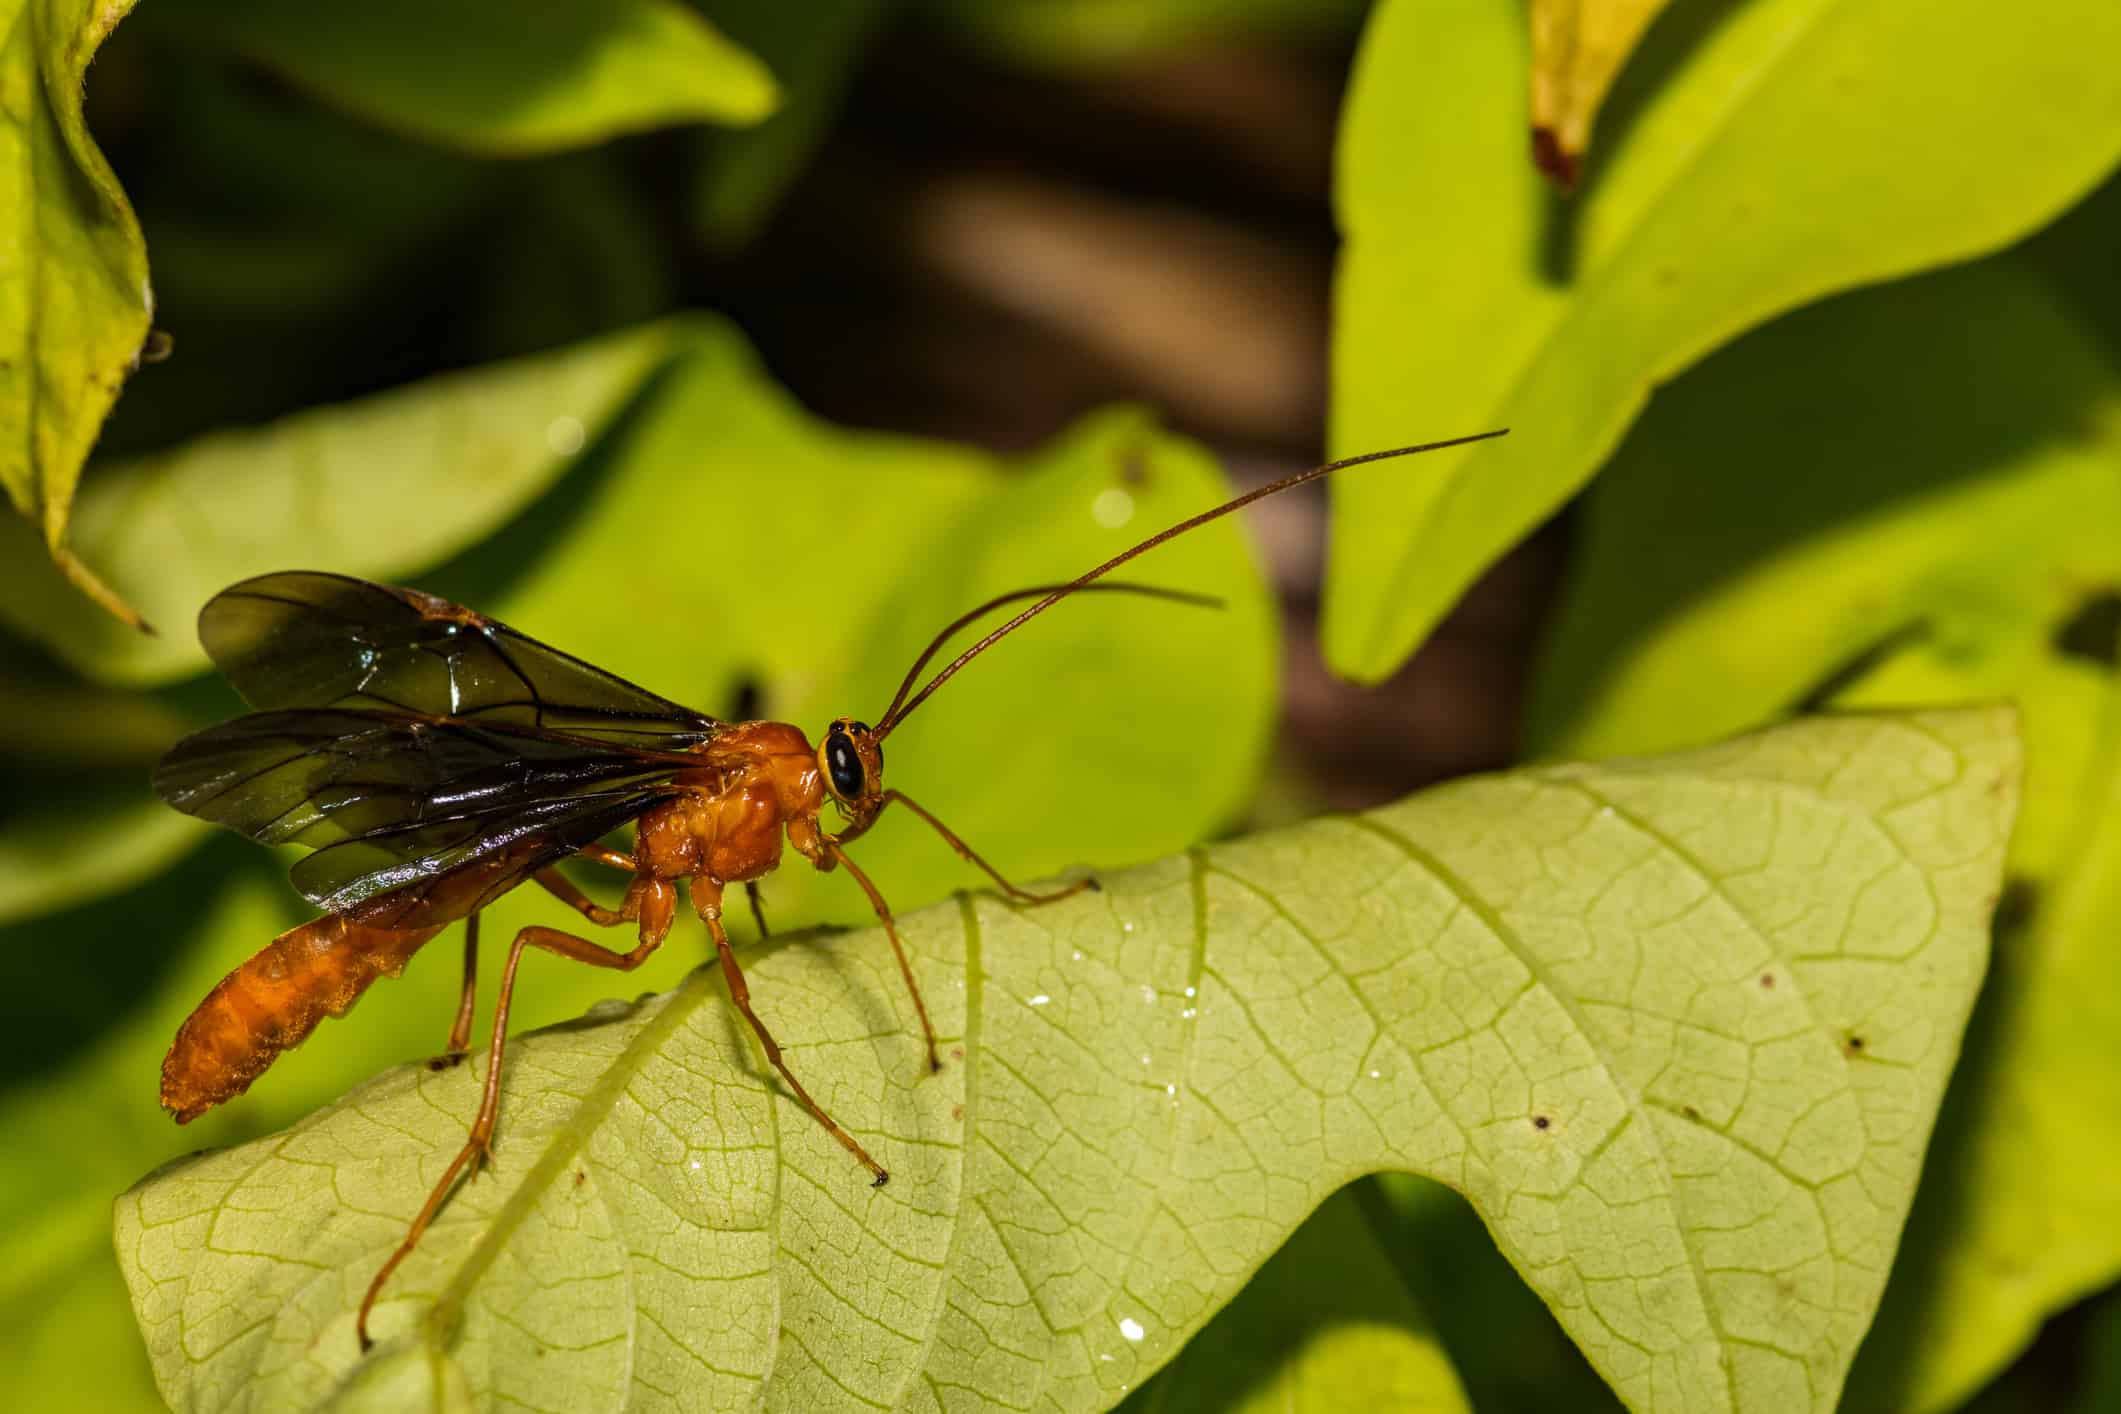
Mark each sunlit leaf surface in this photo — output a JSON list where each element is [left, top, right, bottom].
[[120, 710, 2017, 1412], [1527, 255, 2121, 1412], [1327, 0, 2121, 682]]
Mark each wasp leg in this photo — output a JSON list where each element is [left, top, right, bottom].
[[696, 883, 889, 1185], [428, 912, 481, 1071], [821, 844, 941, 1074], [745, 880, 769, 938], [882, 788, 1097, 904], [358, 883, 674, 1353]]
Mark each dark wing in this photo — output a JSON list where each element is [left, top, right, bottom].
[[155, 707, 688, 925], [197, 572, 721, 751]]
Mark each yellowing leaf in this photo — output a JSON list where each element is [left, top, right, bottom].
[[160, 0, 777, 156], [118, 710, 2019, 1413], [1528, 0, 1674, 187], [0, 0, 154, 626], [1327, 0, 2121, 683]]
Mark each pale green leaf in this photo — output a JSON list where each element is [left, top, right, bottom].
[[1522, 255, 2121, 1411], [0, 319, 703, 687], [119, 710, 2017, 1412], [0, 0, 154, 619], [1118, 1187, 1469, 1413], [1326, 0, 2121, 682], [158, 0, 776, 155]]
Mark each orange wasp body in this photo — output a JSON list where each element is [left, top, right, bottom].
[[153, 431, 1503, 1347]]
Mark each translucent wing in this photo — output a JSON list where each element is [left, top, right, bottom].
[[197, 572, 721, 751], [155, 707, 685, 924]]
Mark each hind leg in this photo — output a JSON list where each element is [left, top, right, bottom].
[[358, 880, 675, 1351]]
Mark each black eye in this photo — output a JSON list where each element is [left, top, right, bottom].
[[850, 721, 870, 735], [826, 732, 864, 799]]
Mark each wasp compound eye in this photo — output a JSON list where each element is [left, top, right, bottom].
[[826, 729, 864, 799]]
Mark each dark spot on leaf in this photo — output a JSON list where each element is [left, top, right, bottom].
[[1532, 1114, 1551, 1131], [1681, 1105, 1701, 1121], [2053, 589, 2121, 668], [1117, 444, 1149, 487], [729, 675, 764, 721], [573, 1169, 586, 1188], [952, 1047, 965, 1061], [1759, 973, 1776, 989], [951, 1105, 964, 1121], [1844, 1033, 1867, 1057]]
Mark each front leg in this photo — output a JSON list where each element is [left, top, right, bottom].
[[821, 844, 942, 1074], [692, 880, 888, 1184]]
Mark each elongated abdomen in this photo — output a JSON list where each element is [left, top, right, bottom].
[[162, 915, 446, 1122]]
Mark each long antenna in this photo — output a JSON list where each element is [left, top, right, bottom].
[[874, 428, 1508, 739], [875, 582, 1222, 731]]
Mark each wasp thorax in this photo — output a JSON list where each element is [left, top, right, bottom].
[[820, 718, 884, 806]]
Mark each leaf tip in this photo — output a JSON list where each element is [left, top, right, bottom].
[[52, 544, 155, 635], [1531, 126, 1580, 191]]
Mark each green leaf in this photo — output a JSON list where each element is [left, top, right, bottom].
[[1326, 0, 2121, 683], [0, 646, 205, 924], [914, 0, 1367, 64], [689, 0, 890, 249], [1117, 1187, 1470, 1413], [0, 319, 703, 687], [0, 785, 198, 927], [1521, 255, 2121, 1411], [0, 0, 155, 623], [158, 0, 777, 156], [118, 710, 2017, 1412]]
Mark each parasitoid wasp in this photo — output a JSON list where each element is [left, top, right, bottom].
[[152, 428, 1505, 1348]]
